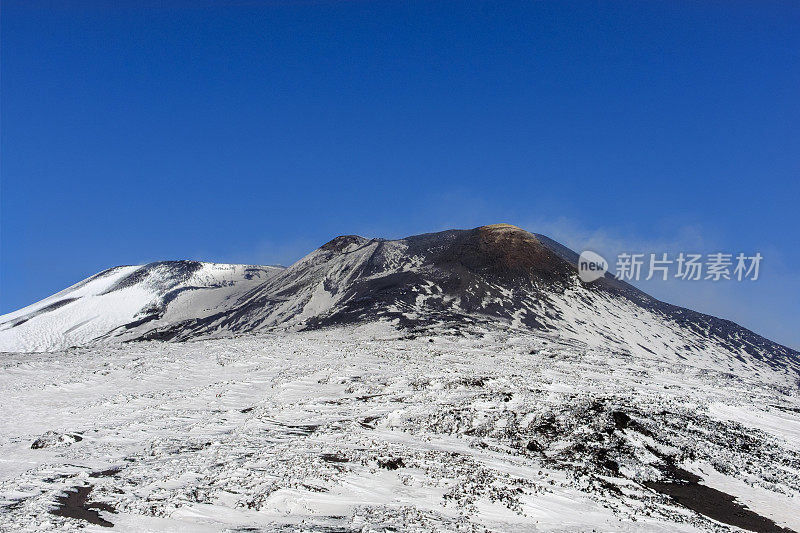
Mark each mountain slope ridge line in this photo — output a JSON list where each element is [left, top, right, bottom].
[[0, 224, 797, 383]]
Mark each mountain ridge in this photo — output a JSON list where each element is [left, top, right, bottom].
[[1, 224, 797, 381]]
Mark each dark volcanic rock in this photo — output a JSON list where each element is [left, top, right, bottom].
[[31, 431, 82, 449], [644, 481, 795, 533], [51, 485, 114, 527], [612, 411, 631, 430], [377, 457, 405, 470], [431, 224, 573, 285]]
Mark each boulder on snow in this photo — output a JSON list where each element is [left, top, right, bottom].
[[31, 431, 82, 449]]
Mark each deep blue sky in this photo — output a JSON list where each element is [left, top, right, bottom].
[[2, 1, 798, 347]]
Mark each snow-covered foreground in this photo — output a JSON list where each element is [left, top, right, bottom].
[[1, 323, 798, 532]]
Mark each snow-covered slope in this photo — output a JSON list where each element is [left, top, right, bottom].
[[2, 224, 798, 384], [1, 325, 798, 531], [0, 261, 283, 352]]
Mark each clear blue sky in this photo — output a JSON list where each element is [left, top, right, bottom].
[[2, 1, 798, 348]]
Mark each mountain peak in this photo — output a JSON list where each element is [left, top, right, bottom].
[[430, 224, 569, 284], [479, 222, 527, 232], [477, 223, 541, 247], [320, 235, 370, 253]]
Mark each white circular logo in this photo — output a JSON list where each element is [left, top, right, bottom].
[[578, 250, 608, 283]]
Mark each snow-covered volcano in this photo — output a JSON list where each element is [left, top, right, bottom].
[[2, 225, 800, 532], [2, 224, 797, 379]]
